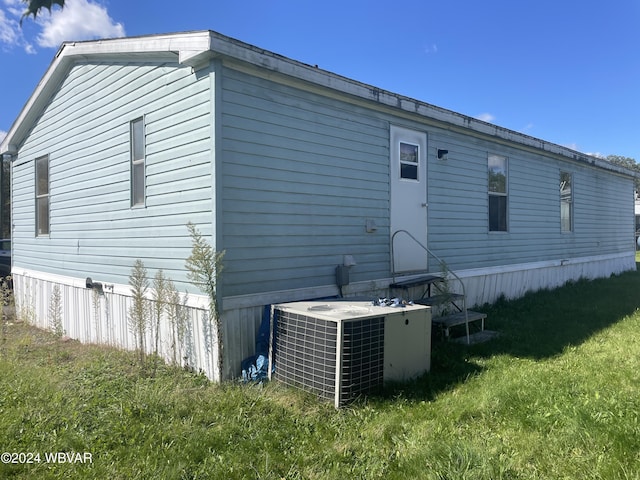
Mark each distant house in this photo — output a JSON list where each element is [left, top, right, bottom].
[[1, 31, 636, 381], [635, 192, 640, 247]]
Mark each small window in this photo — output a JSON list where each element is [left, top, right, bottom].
[[35, 155, 50, 236], [488, 154, 507, 232], [399, 142, 419, 180], [560, 171, 573, 233], [130, 117, 145, 206]]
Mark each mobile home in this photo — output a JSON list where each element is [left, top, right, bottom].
[[1, 31, 635, 380]]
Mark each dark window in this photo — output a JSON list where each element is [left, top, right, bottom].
[[489, 195, 507, 232]]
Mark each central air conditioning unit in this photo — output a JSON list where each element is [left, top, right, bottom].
[[269, 300, 431, 408]]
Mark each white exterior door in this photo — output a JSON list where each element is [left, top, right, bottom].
[[390, 125, 428, 273]]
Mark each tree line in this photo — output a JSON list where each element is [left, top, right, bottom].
[[605, 155, 640, 191]]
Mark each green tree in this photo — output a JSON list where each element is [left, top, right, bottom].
[[606, 155, 640, 191], [20, 0, 65, 24], [606, 154, 637, 170]]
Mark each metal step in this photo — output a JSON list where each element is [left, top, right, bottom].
[[433, 311, 487, 344], [452, 330, 499, 345], [432, 310, 487, 329], [415, 293, 464, 306], [388, 267, 489, 345], [389, 275, 444, 290]]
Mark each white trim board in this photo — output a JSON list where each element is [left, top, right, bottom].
[[11, 267, 209, 310]]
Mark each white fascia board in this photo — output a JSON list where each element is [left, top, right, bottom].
[[56, 31, 213, 60]]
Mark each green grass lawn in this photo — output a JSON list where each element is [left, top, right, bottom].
[[2, 263, 640, 479]]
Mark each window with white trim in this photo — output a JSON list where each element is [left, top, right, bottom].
[[560, 171, 573, 233], [35, 155, 50, 236], [130, 117, 145, 206], [488, 154, 508, 232]]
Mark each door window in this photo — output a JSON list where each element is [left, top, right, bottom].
[[400, 142, 419, 180]]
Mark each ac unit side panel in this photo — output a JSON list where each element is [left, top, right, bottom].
[[383, 309, 431, 382]]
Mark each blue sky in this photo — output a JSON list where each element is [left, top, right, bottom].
[[1, 0, 639, 160]]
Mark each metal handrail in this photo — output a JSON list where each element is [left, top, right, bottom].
[[390, 229, 470, 343]]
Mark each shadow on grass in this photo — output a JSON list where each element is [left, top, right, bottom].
[[378, 265, 640, 403], [474, 266, 640, 359]]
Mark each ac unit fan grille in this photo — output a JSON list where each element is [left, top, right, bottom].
[[274, 312, 337, 401], [274, 309, 385, 406], [340, 317, 385, 402]]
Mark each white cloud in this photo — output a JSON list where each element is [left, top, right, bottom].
[[2, 0, 24, 18], [0, 9, 18, 45], [475, 113, 495, 123], [0, 1, 33, 52], [36, 0, 125, 48], [0, 0, 123, 52], [424, 43, 438, 55], [0, 130, 6, 144]]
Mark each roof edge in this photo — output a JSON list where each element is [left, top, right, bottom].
[[1, 30, 636, 179]]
